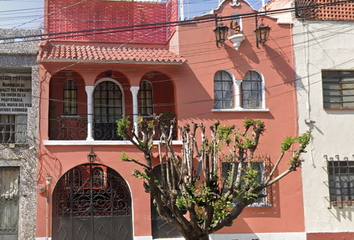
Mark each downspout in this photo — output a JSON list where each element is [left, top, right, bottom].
[[303, 21, 315, 167]]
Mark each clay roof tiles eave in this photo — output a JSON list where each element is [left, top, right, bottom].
[[38, 43, 186, 65]]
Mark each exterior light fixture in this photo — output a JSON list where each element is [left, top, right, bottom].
[[214, 24, 229, 47], [254, 14, 270, 48], [214, 14, 229, 47], [87, 148, 97, 163], [255, 24, 270, 47]]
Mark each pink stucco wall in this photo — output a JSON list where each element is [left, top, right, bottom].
[[37, 0, 303, 238]]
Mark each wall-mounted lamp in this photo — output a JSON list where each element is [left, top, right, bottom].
[[46, 174, 52, 185], [254, 14, 270, 48], [88, 148, 97, 163], [255, 24, 270, 47], [214, 14, 229, 47]]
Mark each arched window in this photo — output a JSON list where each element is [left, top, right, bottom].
[[63, 79, 77, 115], [242, 70, 263, 109], [139, 80, 154, 116], [214, 70, 234, 109]]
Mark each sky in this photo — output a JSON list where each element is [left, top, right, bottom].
[[0, 0, 263, 29]]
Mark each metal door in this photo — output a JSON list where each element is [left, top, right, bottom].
[[52, 164, 132, 240]]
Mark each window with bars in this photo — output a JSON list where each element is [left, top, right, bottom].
[[139, 80, 154, 116], [0, 115, 27, 144], [322, 70, 354, 109], [214, 70, 234, 109], [242, 70, 263, 109], [327, 159, 354, 203], [63, 79, 77, 115], [222, 161, 267, 207]]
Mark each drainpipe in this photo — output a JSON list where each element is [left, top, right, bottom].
[[45, 175, 52, 240]]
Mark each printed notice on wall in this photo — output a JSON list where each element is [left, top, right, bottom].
[[0, 77, 32, 114]]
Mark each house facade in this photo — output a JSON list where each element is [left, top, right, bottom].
[[293, 0, 354, 239], [0, 29, 40, 240], [37, 0, 305, 239]]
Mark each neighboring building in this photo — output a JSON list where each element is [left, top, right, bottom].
[[0, 29, 40, 240], [37, 0, 304, 239], [293, 0, 354, 239]]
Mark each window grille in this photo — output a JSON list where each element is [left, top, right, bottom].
[[63, 79, 77, 115], [214, 70, 234, 109], [0, 115, 27, 144], [325, 155, 354, 208], [242, 70, 262, 109], [139, 80, 154, 116], [222, 161, 267, 207], [322, 70, 354, 109]]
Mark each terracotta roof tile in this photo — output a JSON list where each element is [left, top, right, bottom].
[[38, 42, 186, 64]]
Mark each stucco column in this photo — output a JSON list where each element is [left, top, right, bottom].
[[130, 86, 140, 136], [85, 86, 94, 141], [235, 80, 242, 109]]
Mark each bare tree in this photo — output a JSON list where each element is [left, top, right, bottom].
[[117, 115, 311, 240]]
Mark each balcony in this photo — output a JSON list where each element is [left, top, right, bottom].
[[48, 114, 177, 141]]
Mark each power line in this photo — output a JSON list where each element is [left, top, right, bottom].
[[1, 0, 353, 42]]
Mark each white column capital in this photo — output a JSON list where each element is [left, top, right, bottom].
[[85, 85, 95, 94], [235, 79, 242, 86], [130, 86, 140, 95]]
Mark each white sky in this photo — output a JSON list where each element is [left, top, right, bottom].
[[0, 0, 263, 29]]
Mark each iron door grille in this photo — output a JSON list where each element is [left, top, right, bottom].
[[52, 164, 133, 240], [0, 167, 20, 240]]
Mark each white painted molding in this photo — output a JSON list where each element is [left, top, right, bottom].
[[228, 33, 245, 51], [230, 0, 241, 7], [43, 140, 183, 146], [212, 108, 270, 112], [134, 236, 153, 240]]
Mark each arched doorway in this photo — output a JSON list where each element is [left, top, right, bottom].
[[52, 164, 133, 240], [93, 80, 124, 140]]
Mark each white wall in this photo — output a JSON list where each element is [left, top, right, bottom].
[[293, 19, 354, 233]]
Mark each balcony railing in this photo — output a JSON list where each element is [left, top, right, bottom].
[[49, 115, 88, 140], [49, 113, 178, 141]]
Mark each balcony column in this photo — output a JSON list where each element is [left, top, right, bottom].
[[234, 80, 242, 109], [85, 86, 95, 141], [130, 86, 140, 136]]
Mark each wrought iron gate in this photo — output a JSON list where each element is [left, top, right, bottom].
[[52, 164, 133, 240], [0, 167, 20, 240]]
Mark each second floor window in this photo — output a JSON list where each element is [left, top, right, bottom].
[[242, 70, 263, 109], [63, 80, 77, 115], [214, 70, 234, 109], [139, 80, 154, 116], [322, 70, 354, 109]]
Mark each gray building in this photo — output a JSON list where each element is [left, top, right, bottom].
[[0, 29, 40, 240]]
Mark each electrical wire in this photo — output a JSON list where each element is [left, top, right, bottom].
[[1, 0, 353, 42]]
